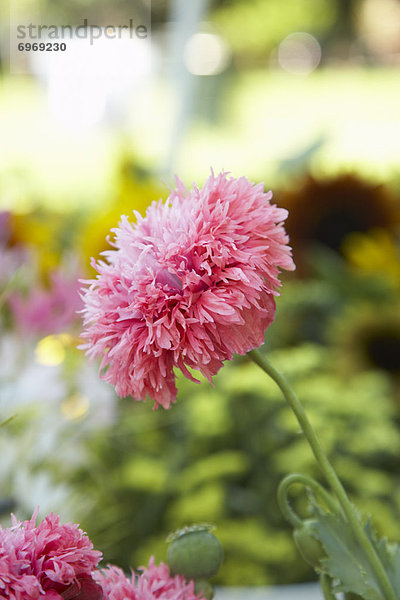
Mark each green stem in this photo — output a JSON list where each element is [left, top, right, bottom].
[[278, 473, 343, 529], [0, 415, 16, 429], [249, 349, 396, 600], [320, 574, 337, 600], [277, 475, 303, 529], [0, 268, 23, 310]]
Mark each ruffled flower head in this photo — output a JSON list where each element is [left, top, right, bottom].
[[80, 171, 294, 408], [0, 510, 102, 599], [94, 558, 203, 600]]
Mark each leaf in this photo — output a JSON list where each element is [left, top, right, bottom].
[[310, 502, 383, 600], [372, 534, 400, 593], [315, 508, 400, 598], [360, 516, 400, 595], [387, 543, 400, 591]]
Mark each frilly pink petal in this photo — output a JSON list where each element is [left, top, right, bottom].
[[80, 171, 295, 407], [94, 557, 204, 600], [0, 512, 102, 600]]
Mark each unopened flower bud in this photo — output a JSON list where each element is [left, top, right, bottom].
[[194, 579, 214, 600], [293, 520, 325, 569], [167, 524, 223, 580]]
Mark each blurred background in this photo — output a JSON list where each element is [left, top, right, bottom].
[[1, 0, 400, 587]]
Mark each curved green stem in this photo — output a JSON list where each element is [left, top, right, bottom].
[[278, 473, 343, 529], [277, 475, 303, 529], [249, 349, 396, 600], [320, 574, 337, 600]]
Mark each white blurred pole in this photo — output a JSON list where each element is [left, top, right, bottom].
[[162, 0, 210, 176]]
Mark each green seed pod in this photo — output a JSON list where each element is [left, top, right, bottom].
[[194, 579, 215, 600], [167, 525, 223, 580], [293, 520, 325, 569]]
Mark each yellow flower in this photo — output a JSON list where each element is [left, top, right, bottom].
[[9, 211, 67, 282], [79, 160, 166, 273], [343, 228, 400, 289]]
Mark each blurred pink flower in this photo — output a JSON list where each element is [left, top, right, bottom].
[[10, 269, 82, 336], [81, 171, 294, 408], [0, 510, 102, 599], [94, 558, 203, 600]]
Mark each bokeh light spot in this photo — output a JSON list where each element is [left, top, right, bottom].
[[278, 32, 321, 75], [357, 0, 400, 57], [35, 335, 69, 366], [61, 393, 90, 420], [184, 32, 230, 76]]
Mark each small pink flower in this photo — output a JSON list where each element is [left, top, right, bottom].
[[0, 510, 102, 599], [80, 171, 295, 408], [10, 269, 82, 337], [94, 557, 203, 600]]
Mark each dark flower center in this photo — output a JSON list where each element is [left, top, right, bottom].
[[312, 210, 368, 252], [363, 332, 400, 374]]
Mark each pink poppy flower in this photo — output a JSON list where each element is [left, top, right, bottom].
[[94, 558, 203, 600], [0, 510, 102, 599], [10, 269, 83, 337], [80, 171, 294, 408]]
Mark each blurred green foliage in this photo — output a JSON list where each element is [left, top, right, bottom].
[[212, 0, 337, 58], [70, 183, 400, 584], [2, 152, 400, 585], [70, 333, 400, 585], [1, 0, 400, 587]]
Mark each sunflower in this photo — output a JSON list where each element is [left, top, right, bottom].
[[278, 174, 400, 273]]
